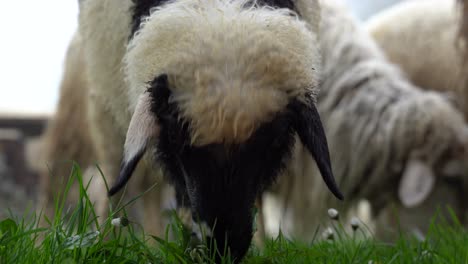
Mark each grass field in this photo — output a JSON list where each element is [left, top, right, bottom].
[[1, 164, 467, 264]]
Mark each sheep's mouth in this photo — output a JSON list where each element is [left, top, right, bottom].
[[149, 72, 305, 258]]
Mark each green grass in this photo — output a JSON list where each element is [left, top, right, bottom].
[[1, 163, 467, 264]]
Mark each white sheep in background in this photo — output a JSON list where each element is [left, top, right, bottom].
[[364, 0, 468, 239], [78, 0, 342, 261], [37, 30, 171, 233], [366, 0, 467, 116], [460, 0, 468, 55], [262, 0, 468, 242], [36, 32, 99, 225]]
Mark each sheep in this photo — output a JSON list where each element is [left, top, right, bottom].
[[362, 0, 468, 238], [459, 0, 468, 53], [36, 32, 98, 225], [365, 0, 468, 116], [36, 30, 171, 235], [78, 0, 343, 261], [261, 0, 468, 241]]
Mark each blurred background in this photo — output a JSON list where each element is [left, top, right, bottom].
[[0, 0, 403, 217]]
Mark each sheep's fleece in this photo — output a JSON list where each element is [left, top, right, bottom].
[[35, 32, 161, 233], [78, 0, 342, 261], [366, 0, 468, 116], [365, 0, 468, 238], [262, 0, 468, 241], [36, 32, 97, 225]]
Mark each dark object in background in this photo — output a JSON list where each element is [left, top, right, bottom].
[[0, 116, 47, 196]]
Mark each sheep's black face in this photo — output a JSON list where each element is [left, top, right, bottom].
[[151, 74, 297, 261], [109, 74, 342, 263]]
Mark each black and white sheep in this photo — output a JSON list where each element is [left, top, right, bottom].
[[78, 0, 342, 261], [261, 0, 468, 241]]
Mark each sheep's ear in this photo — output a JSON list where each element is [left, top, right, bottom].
[[398, 160, 435, 208], [289, 99, 344, 200], [108, 92, 159, 196]]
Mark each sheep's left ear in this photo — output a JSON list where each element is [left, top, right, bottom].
[[108, 92, 160, 196], [398, 159, 435, 208]]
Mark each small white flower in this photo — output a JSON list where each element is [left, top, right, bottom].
[[111, 217, 129, 227], [368, 260, 374, 264], [111, 218, 121, 227], [322, 227, 334, 240], [350, 217, 360, 231], [328, 208, 339, 220]]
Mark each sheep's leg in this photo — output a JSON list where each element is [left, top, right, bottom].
[[38, 153, 85, 227], [37, 166, 58, 227], [141, 167, 166, 237], [37, 33, 94, 227], [141, 188, 164, 240], [87, 97, 124, 224]]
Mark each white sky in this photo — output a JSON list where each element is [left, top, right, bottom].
[[0, 0, 78, 116], [0, 0, 401, 116]]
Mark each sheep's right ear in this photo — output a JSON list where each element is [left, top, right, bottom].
[[398, 159, 435, 208], [108, 92, 160, 196]]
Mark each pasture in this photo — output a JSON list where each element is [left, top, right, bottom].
[[1, 164, 466, 264]]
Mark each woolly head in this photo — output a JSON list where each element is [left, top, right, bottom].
[[125, 0, 322, 145], [109, 0, 341, 261], [392, 92, 468, 210]]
